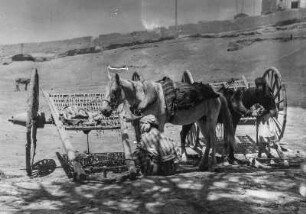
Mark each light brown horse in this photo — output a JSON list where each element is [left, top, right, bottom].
[[101, 72, 235, 170]]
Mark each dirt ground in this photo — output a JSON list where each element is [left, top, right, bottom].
[[1, 88, 306, 214], [1, 28, 306, 213]]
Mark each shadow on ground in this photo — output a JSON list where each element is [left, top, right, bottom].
[[3, 167, 306, 214]]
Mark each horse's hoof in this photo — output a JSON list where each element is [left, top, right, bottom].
[[280, 146, 288, 152], [180, 153, 188, 163], [228, 158, 238, 165], [129, 167, 138, 180], [198, 165, 209, 171], [181, 157, 188, 163], [266, 153, 275, 159]]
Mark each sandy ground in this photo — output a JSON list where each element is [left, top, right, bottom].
[[1, 88, 306, 214], [1, 27, 306, 213]]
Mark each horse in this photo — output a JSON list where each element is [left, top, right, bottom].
[[15, 78, 30, 91], [101, 72, 235, 170], [180, 76, 278, 162]]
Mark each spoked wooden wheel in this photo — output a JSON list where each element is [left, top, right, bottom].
[[26, 68, 39, 176], [262, 67, 287, 141]]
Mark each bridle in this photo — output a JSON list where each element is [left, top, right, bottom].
[[103, 79, 140, 113], [102, 84, 123, 111]]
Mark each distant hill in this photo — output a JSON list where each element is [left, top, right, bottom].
[[1, 8, 306, 63]]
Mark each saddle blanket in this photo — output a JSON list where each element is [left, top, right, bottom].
[[158, 77, 219, 120]]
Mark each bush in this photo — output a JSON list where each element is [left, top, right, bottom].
[[234, 13, 249, 19]]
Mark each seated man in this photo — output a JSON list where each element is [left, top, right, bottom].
[[133, 115, 179, 176]]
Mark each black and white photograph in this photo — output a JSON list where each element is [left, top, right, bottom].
[[1, 0, 306, 213]]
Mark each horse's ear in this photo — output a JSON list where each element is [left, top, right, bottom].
[[132, 71, 141, 81], [115, 73, 120, 85], [261, 79, 272, 95]]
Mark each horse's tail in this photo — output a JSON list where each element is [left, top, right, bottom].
[[219, 95, 235, 150]]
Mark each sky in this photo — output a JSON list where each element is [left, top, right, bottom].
[[0, 0, 262, 44]]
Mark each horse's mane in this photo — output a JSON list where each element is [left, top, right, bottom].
[[157, 76, 172, 83]]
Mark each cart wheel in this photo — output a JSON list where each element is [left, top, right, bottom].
[[186, 123, 200, 149], [262, 67, 287, 141], [26, 68, 39, 176]]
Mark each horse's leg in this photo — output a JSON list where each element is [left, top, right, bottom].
[[228, 121, 238, 164], [197, 118, 211, 171], [25, 83, 28, 91], [207, 117, 218, 170], [180, 124, 193, 162], [273, 141, 284, 159]]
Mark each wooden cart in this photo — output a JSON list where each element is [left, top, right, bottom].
[[181, 67, 287, 151], [9, 68, 137, 181]]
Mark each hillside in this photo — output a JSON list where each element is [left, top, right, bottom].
[[1, 28, 305, 110], [1, 9, 306, 58]]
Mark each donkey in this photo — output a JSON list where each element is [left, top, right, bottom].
[[15, 78, 30, 91], [181, 76, 278, 163], [101, 72, 235, 170]]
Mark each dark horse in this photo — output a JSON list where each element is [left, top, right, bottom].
[[15, 78, 31, 91], [180, 77, 278, 163]]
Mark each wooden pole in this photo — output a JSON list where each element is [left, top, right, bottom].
[[25, 68, 39, 176], [42, 90, 85, 180], [118, 103, 137, 179]]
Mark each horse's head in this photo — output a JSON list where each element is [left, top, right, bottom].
[[254, 77, 277, 116], [220, 86, 250, 116], [101, 73, 124, 117]]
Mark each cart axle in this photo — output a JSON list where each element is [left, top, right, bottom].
[[8, 112, 52, 128]]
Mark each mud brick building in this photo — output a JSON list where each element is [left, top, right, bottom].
[[261, 0, 306, 14]]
